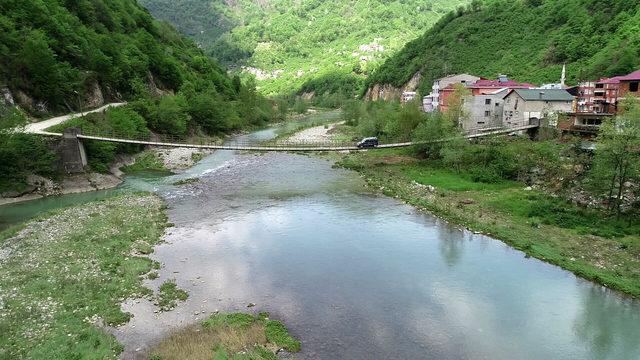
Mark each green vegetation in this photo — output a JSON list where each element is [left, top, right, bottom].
[[0, 0, 270, 116], [0, 194, 169, 359], [337, 149, 640, 297], [139, 0, 470, 96], [156, 280, 189, 311], [1, 0, 279, 194], [150, 312, 300, 360], [333, 98, 640, 297], [121, 151, 168, 173], [367, 0, 640, 94], [587, 98, 640, 217], [0, 104, 58, 194], [49, 106, 151, 173], [172, 178, 201, 186]]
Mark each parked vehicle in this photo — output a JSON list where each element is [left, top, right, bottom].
[[357, 137, 379, 149]]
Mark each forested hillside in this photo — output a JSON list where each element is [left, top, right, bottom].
[[139, 0, 470, 97], [0, 0, 255, 114], [0, 0, 274, 194], [366, 0, 640, 95]]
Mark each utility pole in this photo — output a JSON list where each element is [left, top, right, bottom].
[[73, 90, 84, 117]]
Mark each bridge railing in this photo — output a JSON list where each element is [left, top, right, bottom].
[[65, 118, 540, 148], [75, 128, 360, 148]]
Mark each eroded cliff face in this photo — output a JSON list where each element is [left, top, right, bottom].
[[363, 72, 421, 101]]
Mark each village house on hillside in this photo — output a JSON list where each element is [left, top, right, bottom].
[[502, 89, 574, 128], [461, 88, 509, 131], [561, 69, 640, 135], [419, 68, 640, 136], [618, 70, 640, 98], [422, 74, 480, 112], [439, 75, 534, 113]]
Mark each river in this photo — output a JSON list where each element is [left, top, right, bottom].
[[1, 121, 640, 360]]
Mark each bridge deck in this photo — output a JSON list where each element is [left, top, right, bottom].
[[34, 124, 538, 151]]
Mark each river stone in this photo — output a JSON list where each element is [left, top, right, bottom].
[[276, 349, 294, 359]]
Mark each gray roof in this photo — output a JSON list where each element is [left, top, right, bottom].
[[506, 89, 574, 101]]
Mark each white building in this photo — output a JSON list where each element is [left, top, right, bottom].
[[502, 89, 574, 128], [461, 88, 509, 131], [423, 74, 480, 112]]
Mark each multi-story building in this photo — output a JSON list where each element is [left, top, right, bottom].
[[593, 76, 623, 113], [461, 89, 509, 131], [502, 89, 574, 128], [618, 70, 640, 99], [440, 75, 533, 113], [570, 81, 596, 113], [422, 74, 480, 112]]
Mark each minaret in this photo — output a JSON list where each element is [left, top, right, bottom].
[[561, 64, 566, 88]]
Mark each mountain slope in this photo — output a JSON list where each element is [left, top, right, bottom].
[[366, 0, 640, 96], [0, 0, 275, 195], [0, 0, 237, 114], [139, 0, 471, 96]]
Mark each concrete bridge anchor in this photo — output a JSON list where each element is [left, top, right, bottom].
[[57, 127, 88, 173]]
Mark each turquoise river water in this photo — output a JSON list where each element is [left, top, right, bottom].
[[1, 120, 639, 360]]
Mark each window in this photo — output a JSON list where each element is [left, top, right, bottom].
[[583, 118, 603, 126], [514, 99, 519, 110], [630, 82, 639, 92], [484, 111, 491, 117], [485, 99, 492, 105], [477, 121, 485, 125], [495, 102, 500, 107], [595, 84, 604, 89]]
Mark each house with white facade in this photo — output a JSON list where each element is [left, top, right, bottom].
[[502, 89, 574, 128], [423, 74, 480, 112], [461, 88, 509, 131]]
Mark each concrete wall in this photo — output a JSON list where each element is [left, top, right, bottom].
[[57, 128, 88, 173], [462, 94, 504, 130], [503, 93, 573, 128]]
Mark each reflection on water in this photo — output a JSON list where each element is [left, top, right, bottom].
[[2, 118, 640, 360], [113, 150, 640, 360]]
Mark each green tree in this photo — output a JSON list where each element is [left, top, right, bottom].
[[0, 104, 57, 192], [153, 95, 190, 136], [588, 98, 640, 217], [412, 112, 460, 158]]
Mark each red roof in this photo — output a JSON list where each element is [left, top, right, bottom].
[[619, 70, 640, 81], [597, 76, 624, 84], [467, 79, 534, 89]]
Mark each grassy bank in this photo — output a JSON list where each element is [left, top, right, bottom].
[[150, 312, 300, 360], [0, 194, 171, 359], [337, 148, 640, 298]]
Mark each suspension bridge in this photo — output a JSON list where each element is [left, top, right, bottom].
[[25, 103, 540, 151], [22, 104, 540, 172]]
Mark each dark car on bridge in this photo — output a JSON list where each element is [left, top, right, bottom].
[[357, 137, 379, 149]]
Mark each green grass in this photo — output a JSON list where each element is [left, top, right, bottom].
[[265, 320, 301, 352], [157, 280, 189, 311], [0, 193, 169, 359], [487, 191, 640, 239], [151, 312, 300, 360], [337, 151, 640, 298], [405, 163, 519, 192], [191, 152, 206, 164], [172, 178, 200, 186], [121, 151, 169, 173]]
